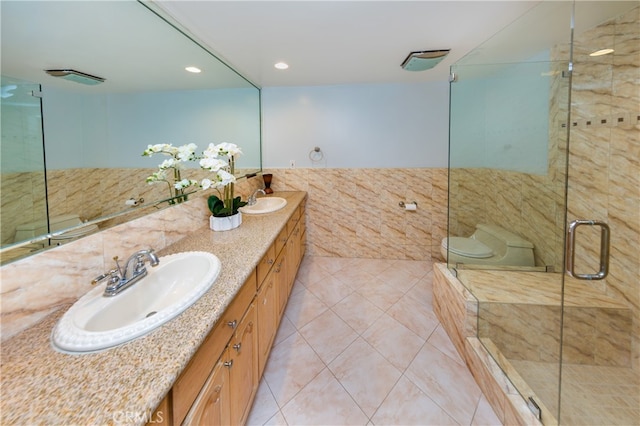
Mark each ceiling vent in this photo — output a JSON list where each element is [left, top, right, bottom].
[[45, 69, 105, 85], [401, 50, 450, 72]]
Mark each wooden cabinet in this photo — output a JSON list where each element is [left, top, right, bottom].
[[153, 196, 307, 426], [287, 223, 301, 292], [274, 247, 288, 318], [182, 359, 230, 426], [274, 227, 288, 258], [257, 270, 278, 377], [179, 300, 257, 426], [228, 301, 258, 426], [171, 271, 256, 425], [256, 245, 276, 286]]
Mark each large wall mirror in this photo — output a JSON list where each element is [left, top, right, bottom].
[[0, 1, 261, 265]]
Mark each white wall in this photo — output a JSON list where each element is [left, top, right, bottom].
[[41, 87, 260, 171], [449, 52, 552, 174], [261, 82, 450, 169], [43, 81, 450, 171]]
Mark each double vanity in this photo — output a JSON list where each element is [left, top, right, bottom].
[[1, 191, 307, 425]]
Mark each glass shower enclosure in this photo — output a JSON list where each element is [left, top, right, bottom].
[[447, 2, 638, 424]]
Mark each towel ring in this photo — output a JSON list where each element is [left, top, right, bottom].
[[309, 146, 323, 162]]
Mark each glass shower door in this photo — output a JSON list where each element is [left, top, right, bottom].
[[0, 76, 48, 261], [559, 4, 639, 425]]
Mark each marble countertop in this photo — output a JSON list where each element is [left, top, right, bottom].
[[0, 191, 306, 425]]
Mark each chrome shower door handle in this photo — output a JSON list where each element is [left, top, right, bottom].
[[566, 220, 610, 280]]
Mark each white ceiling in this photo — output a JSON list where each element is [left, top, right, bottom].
[[156, 1, 542, 87], [0, 1, 254, 93]]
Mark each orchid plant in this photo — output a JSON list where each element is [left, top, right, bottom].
[[143, 143, 199, 204], [199, 142, 247, 217]]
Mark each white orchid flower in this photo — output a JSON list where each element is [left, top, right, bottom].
[[201, 143, 219, 159], [174, 179, 198, 190], [158, 158, 177, 170], [217, 169, 236, 186], [177, 143, 198, 161], [146, 169, 167, 183], [143, 143, 179, 157], [200, 178, 213, 190], [200, 156, 227, 172], [213, 142, 242, 158]]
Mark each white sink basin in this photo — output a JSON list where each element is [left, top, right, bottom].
[[240, 197, 287, 214], [51, 251, 221, 353]]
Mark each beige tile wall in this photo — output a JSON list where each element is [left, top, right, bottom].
[[264, 167, 449, 261], [0, 171, 47, 245], [0, 174, 264, 340], [1, 167, 259, 245], [1, 168, 169, 245], [0, 166, 448, 339], [448, 168, 567, 271]]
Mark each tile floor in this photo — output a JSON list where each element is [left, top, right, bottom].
[[247, 256, 502, 425]]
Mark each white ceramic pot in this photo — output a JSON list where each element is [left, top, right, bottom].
[[209, 212, 242, 232]]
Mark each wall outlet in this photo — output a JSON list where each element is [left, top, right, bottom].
[[289, 160, 295, 169]]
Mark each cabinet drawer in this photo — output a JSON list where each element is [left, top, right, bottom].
[[257, 244, 276, 288], [172, 270, 256, 425]]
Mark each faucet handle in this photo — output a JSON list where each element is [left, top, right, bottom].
[[91, 269, 120, 286], [112, 255, 124, 277], [91, 272, 109, 286]]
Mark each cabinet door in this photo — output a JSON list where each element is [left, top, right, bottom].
[[257, 244, 276, 286], [182, 357, 231, 426], [274, 249, 289, 318], [257, 271, 278, 377], [229, 301, 258, 426], [285, 230, 299, 298]]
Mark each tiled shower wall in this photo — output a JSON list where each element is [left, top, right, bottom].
[[265, 167, 448, 261], [448, 168, 568, 271]]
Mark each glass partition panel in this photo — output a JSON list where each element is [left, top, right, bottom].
[[447, 2, 574, 423], [0, 76, 47, 260]]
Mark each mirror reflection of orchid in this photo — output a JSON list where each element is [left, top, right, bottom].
[[143, 143, 199, 204], [199, 142, 247, 217], [142, 142, 246, 214]]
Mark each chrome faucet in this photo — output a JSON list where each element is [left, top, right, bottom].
[[247, 188, 266, 206], [92, 248, 160, 297]]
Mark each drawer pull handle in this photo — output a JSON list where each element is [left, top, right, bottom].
[[227, 320, 237, 329], [233, 343, 242, 353], [267, 259, 274, 265], [223, 360, 233, 368]]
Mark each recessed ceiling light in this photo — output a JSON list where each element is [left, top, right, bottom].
[[589, 48, 614, 57], [274, 62, 289, 70], [185, 66, 202, 73]]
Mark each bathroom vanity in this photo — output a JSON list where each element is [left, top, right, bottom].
[[0, 191, 307, 426]]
